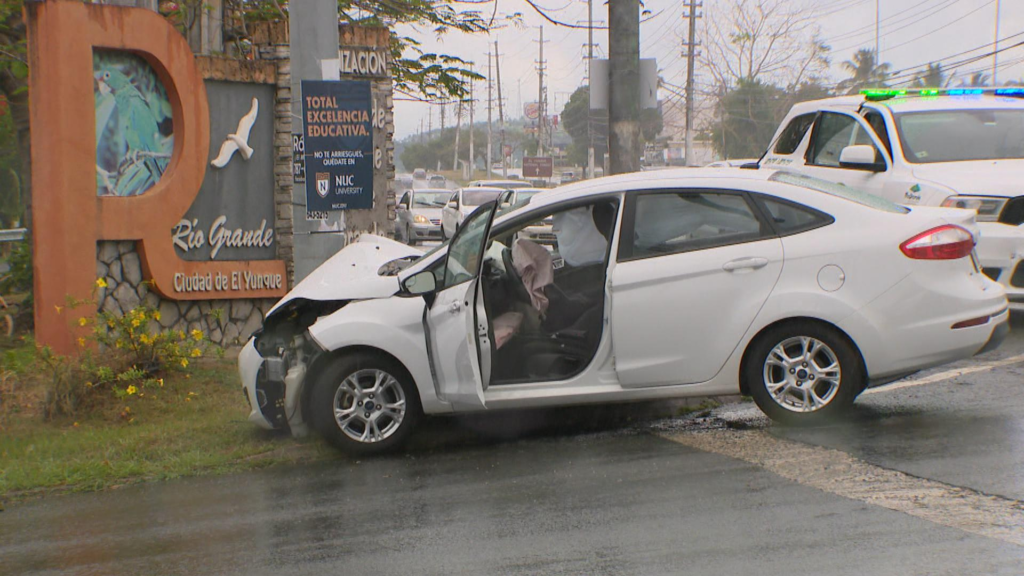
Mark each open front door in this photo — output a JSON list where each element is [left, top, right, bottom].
[[425, 199, 501, 411]]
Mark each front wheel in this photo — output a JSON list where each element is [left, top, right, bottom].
[[309, 353, 422, 454], [744, 322, 862, 425]]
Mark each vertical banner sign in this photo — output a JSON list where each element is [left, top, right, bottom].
[[301, 80, 373, 212]]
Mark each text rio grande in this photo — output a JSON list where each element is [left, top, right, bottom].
[[172, 216, 274, 259]]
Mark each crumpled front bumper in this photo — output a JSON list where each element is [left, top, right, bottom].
[[238, 337, 314, 437], [975, 222, 1024, 307], [238, 339, 274, 430]]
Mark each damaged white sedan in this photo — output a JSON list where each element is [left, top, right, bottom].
[[239, 169, 1009, 454]]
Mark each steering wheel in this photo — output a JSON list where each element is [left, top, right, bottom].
[[501, 246, 533, 305]]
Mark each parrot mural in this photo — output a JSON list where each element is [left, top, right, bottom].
[[94, 51, 174, 197]]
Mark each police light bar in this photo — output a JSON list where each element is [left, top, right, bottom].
[[861, 87, 1024, 101]]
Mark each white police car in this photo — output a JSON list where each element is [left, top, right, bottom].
[[761, 88, 1024, 308]]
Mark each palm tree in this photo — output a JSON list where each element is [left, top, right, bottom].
[[913, 63, 946, 88], [956, 71, 990, 88], [837, 49, 892, 95]]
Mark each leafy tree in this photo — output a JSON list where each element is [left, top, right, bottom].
[[836, 49, 891, 95], [560, 85, 589, 166], [711, 79, 786, 159], [0, 0, 29, 230]]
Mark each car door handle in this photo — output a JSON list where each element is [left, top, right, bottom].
[[723, 257, 769, 272], [448, 301, 462, 314]]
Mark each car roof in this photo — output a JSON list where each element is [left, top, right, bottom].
[[411, 188, 449, 193], [523, 167, 778, 209], [788, 94, 1024, 116]]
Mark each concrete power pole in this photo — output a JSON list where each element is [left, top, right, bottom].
[[993, 0, 1002, 85], [487, 52, 493, 178], [587, 0, 595, 179], [536, 26, 546, 157], [684, 0, 701, 167], [453, 99, 463, 172], [469, 75, 475, 179], [496, 40, 507, 178], [608, 0, 640, 175]]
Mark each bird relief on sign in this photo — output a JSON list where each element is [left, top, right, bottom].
[[94, 50, 174, 197], [211, 97, 258, 168]]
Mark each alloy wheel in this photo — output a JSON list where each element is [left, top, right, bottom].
[[762, 336, 841, 413], [332, 368, 407, 443]]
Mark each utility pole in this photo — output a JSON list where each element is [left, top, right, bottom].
[[440, 103, 446, 135], [496, 40, 507, 178], [535, 26, 547, 157], [453, 99, 463, 172], [608, 0, 640, 175], [684, 0, 701, 167], [487, 51, 493, 178], [875, 0, 880, 63], [587, 0, 595, 179], [993, 0, 1002, 85], [469, 73, 475, 179]]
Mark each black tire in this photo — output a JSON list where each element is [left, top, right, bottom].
[[309, 352, 422, 455], [743, 321, 862, 426]]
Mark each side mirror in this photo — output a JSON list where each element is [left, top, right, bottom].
[[839, 145, 886, 172], [399, 200, 409, 209], [447, 200, 459, 209], [402, 270, 436, 295]]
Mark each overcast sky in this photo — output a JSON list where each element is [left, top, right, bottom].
[[392, 0, 1024, 139]]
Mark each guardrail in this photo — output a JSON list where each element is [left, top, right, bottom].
[[0, 228, 26, 243]]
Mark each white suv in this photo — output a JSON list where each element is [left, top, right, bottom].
[[761, 89, 1024, 307]]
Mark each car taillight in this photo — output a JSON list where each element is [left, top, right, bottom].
[[900, 225, 975, 260]]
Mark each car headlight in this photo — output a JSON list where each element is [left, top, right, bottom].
[[940, 196, 1008, 222], [413, 214, 430, 224]]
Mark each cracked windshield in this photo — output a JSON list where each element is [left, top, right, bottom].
[[3, 0, 1024, 574]]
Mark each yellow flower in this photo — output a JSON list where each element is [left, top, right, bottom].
[[153, 311, 161, 321], [191, 348, 202, 358], [188, 391, 197, 396], [178, 330, 186, 340], [131, 318, 141, 328], [77, 337, 86, 347], [126, 385, 137, 395], [185, 396, 192, 403], [54, 305, 63, 314], [124, 406, 131, 413], [157, 378, 164, 387], [191, 329, 203, 341], [73, 422, 79, 428], [95, 278, 108, 289], [115, 340, 124, 349], [139, 334, 151, 345], [78, 317, 88, 327], [180, 358, 189, 368], [107, 319, 115, 329]]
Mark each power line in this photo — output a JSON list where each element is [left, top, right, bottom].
[[883, 0, 996, 54]]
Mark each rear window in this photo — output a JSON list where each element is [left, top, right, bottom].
[[769, 171, 909, 214], [774, 113, 816, 155], [463, 189, 503, 206]]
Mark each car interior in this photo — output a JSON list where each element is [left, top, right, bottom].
[[480, 199, 620, 384]]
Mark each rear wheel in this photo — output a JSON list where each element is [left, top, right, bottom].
[[309, 353, 422, 454], [744, 322, 862, 425]]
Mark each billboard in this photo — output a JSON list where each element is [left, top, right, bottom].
[[523, 156, 553, 178], [301, 80, 374, 212]]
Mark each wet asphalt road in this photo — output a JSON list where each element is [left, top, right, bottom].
[[2, 315, 1024, 575]]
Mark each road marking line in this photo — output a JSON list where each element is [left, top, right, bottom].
[[657, 429, 1024, 547], [863, 353, 1024, 396]]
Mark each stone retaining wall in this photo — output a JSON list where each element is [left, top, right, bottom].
[[96, 241, 276, 347]]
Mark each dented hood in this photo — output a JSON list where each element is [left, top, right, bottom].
[[266, 234, 421, 317]]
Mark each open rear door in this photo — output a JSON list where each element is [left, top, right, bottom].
[[424, 197, 504, 410]]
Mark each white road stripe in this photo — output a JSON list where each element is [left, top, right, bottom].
[[657, 429, 1024, 547], [862, 353, 1024, 396]]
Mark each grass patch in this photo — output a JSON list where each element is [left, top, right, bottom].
[[0, 354, 329, 504]]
